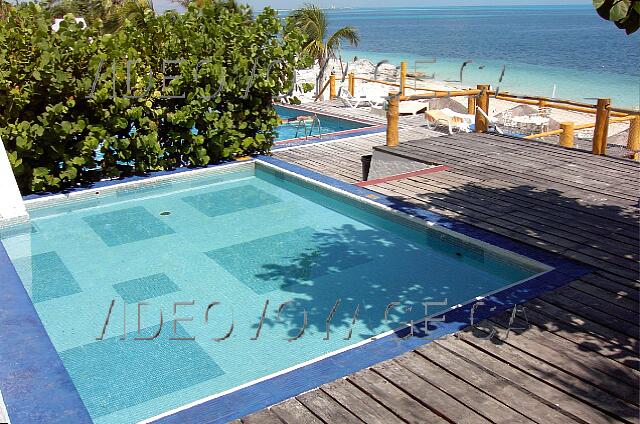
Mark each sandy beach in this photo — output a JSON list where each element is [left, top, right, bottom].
[[293, 57, 635, 154]]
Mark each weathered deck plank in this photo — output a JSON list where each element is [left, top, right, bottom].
[[417, 343, 578, 423], [320, 379, 404, 424], [296, 390, 363, 424], [436, 337, 628, 424], [347, 370, 447, 423], [240, 104, 639, 424], [372, 360, 492, 423], [459, 326, 640, 421], [270, 398, 322, 424], [393, 352, 535, 424]]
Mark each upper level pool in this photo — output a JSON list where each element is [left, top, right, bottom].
[[274, 104, 378, 143]]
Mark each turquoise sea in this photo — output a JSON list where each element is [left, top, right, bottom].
[[324, 6, 639, 108], [153, 3, 639, 107]]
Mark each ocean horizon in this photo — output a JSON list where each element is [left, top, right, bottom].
[[125, 3, 640, 107], [318, 5, 639, 108]]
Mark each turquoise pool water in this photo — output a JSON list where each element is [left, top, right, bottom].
[[275, 105, 370, 141], [0, 162, 546, 423]]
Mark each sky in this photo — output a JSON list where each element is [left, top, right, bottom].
[[155, 0, 592, 13]]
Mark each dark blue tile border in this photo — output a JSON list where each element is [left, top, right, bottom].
[[0, 242, 92, 424], [1, 155, 592, 424], [150, 156, 592, 424]]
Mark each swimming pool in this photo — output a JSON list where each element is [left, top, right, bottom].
[[0, 159, 586, 424], [275, 104, 375, 142]]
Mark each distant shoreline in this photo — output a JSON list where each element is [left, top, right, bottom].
[[337, 50, 639, 109]]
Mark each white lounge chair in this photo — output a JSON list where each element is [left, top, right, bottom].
[[425, 109, 471, 134], [339, 86, 387, 109], [425, 107, 504, 135], [338, 89, 375, 108], [358, 86, 386, 107]]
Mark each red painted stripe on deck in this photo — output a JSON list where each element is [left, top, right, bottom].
[[354, 165, 449, 187]]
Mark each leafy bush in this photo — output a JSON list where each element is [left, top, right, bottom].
[[593, 0, 639, 34], [0, 1, 303, 193]]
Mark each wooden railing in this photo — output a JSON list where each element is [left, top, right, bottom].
[[524, 115, 640, 159], [322, 61, 639, 160], [314, 77, 332, 102]]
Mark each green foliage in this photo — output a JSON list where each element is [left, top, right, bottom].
[[41, 0, 156, 34], [593, 0, 640, 34], [0, 1, 304, 193], [0, 0, 11, 20]]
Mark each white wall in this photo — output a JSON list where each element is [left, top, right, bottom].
[[0, 389, 10, 423], [0, 136, 28, 226]]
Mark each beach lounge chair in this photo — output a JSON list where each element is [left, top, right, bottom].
[[508, 113, 549, 135], [425, 109, 471, 134], [359, 86, 387, 107], [338, 89, 375, 108], [338, 86, 386, 109]]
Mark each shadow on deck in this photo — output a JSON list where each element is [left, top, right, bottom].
[[236, 131, 639, 424]]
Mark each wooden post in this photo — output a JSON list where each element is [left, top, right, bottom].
[[559, 122, 575, 148], [348, 73, 355, 96], [467, 96, 476, 115], [329, 74, 336, 99], [387, 92, 399, 147], [475, 84, 490, 133], [400, 61, 407, 96], [628, 116, 640, 161], [592, 98, 610, 155]]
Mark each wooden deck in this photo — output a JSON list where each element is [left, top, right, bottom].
[[238, 102, 639, 424]]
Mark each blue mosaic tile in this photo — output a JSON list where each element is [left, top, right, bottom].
[[113, 273, 180, 304], [59, 324, 223, 418], [0, 243, 92, 423], [12, 251, 81, 303], [182, 185, 281, 218], [83, 206, 175, 247], [205, 227, 372, 294]]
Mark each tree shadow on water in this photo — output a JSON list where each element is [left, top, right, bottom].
[[251, 223, 441, 341], [251, 176, 639, 420], [368, 179, 640, 420]]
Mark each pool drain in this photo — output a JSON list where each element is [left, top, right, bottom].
[[160, 211, 171, 216]]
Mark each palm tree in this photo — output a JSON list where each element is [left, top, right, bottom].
[[286, 4, 360, 96], [117, 0, 156, 27]]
